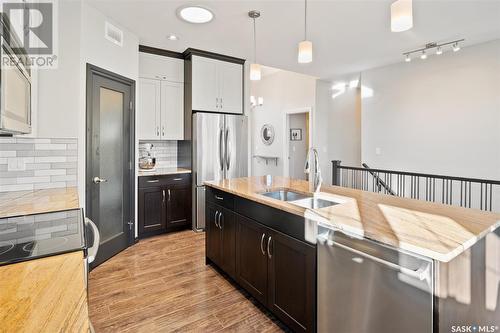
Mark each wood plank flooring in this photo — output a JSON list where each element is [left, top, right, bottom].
[[88, 230, 287, 332]]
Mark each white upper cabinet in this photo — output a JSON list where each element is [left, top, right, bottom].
[[191, 56, 243, 114], [191, 56, 218, 112], [218, 61, 243, 114], [138, 52, 184, 140], [138, 78, 161, 140], [139, 53, 184, 82], [160, 81, 184, 140]]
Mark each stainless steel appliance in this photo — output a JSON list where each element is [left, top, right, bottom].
[[0, 15, 32, 135], [317, 225, 434, 333], [192, 112, 248, 230]]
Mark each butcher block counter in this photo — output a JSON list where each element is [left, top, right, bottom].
[[205, 176, 500, 262]]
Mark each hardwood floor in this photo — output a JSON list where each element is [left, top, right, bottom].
[[88, 230, 288, 332]]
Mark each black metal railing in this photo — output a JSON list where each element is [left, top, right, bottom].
[[331, 160, 500, 212]]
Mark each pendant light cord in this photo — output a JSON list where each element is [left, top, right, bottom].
[[253, 17, 257, 63], [304, 0, 308, 41]]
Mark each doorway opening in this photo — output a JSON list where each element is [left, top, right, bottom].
[[284, 107, 312, 180]]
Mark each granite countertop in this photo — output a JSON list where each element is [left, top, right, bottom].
[[138, 167, 191, 177], [204, 176, 500, 262], [0, 187, 79, 219]]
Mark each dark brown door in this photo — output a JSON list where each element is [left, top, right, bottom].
[[235, 215, 268, 305], [206, 202, 222, 266], [267, 230, 316, 333], [86, 64, 135, 267], [166, 186, 191, 229], [138, 187, 166, 235], [220, 208, 236, 278]]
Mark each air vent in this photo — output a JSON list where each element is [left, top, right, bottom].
[[105, 21, 123, 47]]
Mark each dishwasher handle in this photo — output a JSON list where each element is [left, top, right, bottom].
[[85, 217, 100, 264], [326, 238, 431, 282]]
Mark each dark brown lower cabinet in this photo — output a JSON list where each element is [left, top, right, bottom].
[[206, 194, 316, 333], [138, 174, 191, 238]]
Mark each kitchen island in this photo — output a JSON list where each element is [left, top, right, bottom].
[[205, 176, 500, 333]]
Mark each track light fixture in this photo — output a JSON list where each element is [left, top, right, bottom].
[[403, 39, 464, 63]]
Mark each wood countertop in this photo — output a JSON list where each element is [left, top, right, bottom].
[[0, 251, 89, 333], [0, 187, 79, 218], [138, 167, 192, 177], [205, 176, 500, 262]]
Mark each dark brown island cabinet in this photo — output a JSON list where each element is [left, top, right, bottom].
[[205, 186, 316, 333], [138, 173, 192, 238]]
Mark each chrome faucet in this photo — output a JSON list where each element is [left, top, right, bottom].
[[304, 148, 322, 193]]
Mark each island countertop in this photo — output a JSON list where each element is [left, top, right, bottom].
[[204, 176, 500, 262], [0, 187, 79, 219]]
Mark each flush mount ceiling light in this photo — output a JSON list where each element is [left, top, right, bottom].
[[402, 39, 464, 63], [178, 6, 214, 24], [298, 0, 313, 64], [167, 34, 179, 41], [391, 0, 413, 32], [249, 10, 261, 81]]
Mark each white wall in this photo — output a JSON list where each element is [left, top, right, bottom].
[[314, 80, 362, 185], [36, 1, 140, 235], [250, 70, 316, 177], [361, 39, 500, 180]]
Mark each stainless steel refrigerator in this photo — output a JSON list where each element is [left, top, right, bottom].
[[192, 112, 248, 231]]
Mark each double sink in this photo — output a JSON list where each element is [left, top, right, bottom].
[[261, 189, 340, 209]]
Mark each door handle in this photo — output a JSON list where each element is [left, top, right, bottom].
[[84, 218, 100, 264], [218, 128, 224, 171], [168, 189, 171, 201], [267, 236, 272, 259], [260, 233, 266, 256], [93, 176, 107, 184], [225, 127, 231, 171], [162, 189, 166, 203], [218, 212, 223, 230], [214, 211, 220, 228]]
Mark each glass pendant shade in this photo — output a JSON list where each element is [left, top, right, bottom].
[[250, 63, 261, 81], [391, 0, 413, 32], [298, 40, 313, 63]]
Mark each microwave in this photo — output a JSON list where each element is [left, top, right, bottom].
[[0, 16, 32, 135]]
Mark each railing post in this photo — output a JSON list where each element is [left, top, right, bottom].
[[332, 160, 341, 186]]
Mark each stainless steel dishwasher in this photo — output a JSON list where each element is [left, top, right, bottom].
[[317, 225, 434, 333]]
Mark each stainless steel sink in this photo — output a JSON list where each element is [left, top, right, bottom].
[[291, 197, 340, 209], [261, 190, 311, 202]]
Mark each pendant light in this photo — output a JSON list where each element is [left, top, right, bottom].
[[391, 0, 413, 32], [298, 0, 313, 63], [249, 10, 261, 81]]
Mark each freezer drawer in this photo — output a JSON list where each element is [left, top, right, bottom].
[[317, 227, 433, 333]]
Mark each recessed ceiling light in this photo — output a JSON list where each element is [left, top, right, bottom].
[[178, 6, 214, 24], [167, 34, 178, 41]]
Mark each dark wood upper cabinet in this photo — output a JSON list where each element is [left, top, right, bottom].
[[138, 187, 166, 235], [166, 187, 191, 230], [267, 229, 316, 333], [235, 214, 268, 305]]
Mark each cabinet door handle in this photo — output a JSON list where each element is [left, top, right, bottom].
[[147, 179, 159, 183], [156, 126, 160, 137], [173, 178, 183, 181], [260, 233, 266, 256], [162, 189, 166, 203], [218, 212, 223, 230], [168, 189, 171, 201], [216, 97, 219, 109], [214, 195, 224, 201], [162, 125, 165, 137], [214, 211, 220, 228], [267, 236, 272, 259]]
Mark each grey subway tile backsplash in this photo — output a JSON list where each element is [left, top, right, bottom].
[[0, 137, 78, 192], [139, 140, 178, 168]]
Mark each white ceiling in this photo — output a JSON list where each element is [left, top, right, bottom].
[[87, 0, 500, 80]]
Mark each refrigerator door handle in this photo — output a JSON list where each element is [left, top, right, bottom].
[[218, 127, 224, 172], [225, 126, 231, 171]]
